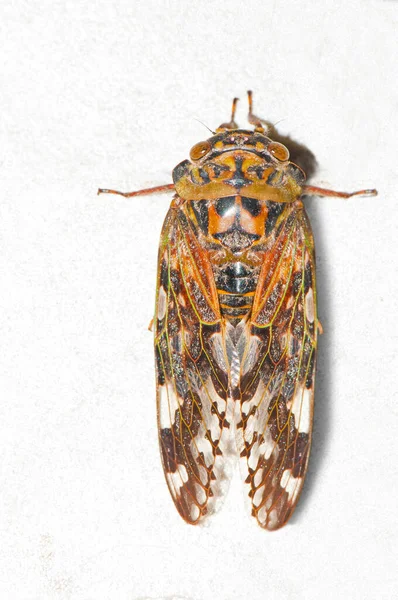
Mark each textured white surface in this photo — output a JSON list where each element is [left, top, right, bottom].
[[1, 1, 397, 599]]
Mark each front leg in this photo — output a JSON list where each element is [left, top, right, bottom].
[[301, 185, 377, 199]]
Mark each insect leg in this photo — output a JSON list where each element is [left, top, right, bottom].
[[97, 183, 175, 198], [247, 90, 270, 134], [301, 185, 377, 199], [217, 97, 239, 130]]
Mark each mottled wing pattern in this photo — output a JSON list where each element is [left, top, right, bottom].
[[155, 201, 231, 524], [238, 207, 317, 530]]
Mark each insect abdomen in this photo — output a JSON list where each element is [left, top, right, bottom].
[[216, 262, 257, 321]]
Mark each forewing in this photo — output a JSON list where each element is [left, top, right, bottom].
[[155, 202, 231, 524], [238, 207, 317, 530]]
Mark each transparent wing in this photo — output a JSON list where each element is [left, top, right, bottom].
[[155, 202, 231, 524], [237, 208, 317, 530]]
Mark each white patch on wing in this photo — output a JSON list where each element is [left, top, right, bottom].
[[304, 248, 311, 267], [265, 497, 273, 510], [184, 331, 191, 347], [225, 319, 250, 387], [193, 423, 214, 468], [159, 382, 181, 427], [178, 292, 186, 307], [305, 287, 314, 323], [257, 505, 266, 523], [209, 332, 228, 372], [190, 503, 200, 521], [267, 508, 279, 529], [247, 450, 258, 470], [244, 414, 256, 445], [254, 467, 264, 488], [280, 468, 302, 503], [240, 379, 278, 471], [172, 332, 183, 354], [279, 332, 287, 352], [192, 376, 224, 440], [248, 424, 276, 469], [241, 335, 261, 376], [195, 483, 207, 505], [241, 380, 266, 417], [230, 346, 240, 388], [167, 464, 189, 493], [197, 465, 208, 485], [289, 384, 312, 434], [286, 294, 295, 309], [299, 387, 312, 433], [157, 286, 167, 320], [253, 484, 265, 507], [257, 430, 275, 461]]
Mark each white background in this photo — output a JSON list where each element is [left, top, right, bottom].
[[1, 1, 397, 599]]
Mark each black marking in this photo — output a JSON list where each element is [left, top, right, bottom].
[[219, 294, 253, 308], [241, 197, 261, 216], [304, 262, 313, 292], [208, 163, 230, 177], [172, 160, 190, 184], [167, 301, 180, 336], [266, 170, 279, 185], [287, 162, 306, 184], [170, 268, 181, 295], [265, 201, 285, 237], [192, 199, 209, 235], [198, 168, 211, 183], [306, 349, 316, 389], [247, 166, 266, 179], [292, 433, 310, 477], [225, 156, 248, 188], [155, 345, 166, 385], [189, 170, 202, 185], [293, 271, 303, 294], [221, 306, 250, 319], [215, 196, 236, 217], [160, 428, 177, 473], [216, 262, 257, 294], [159, 259, 169, 290], [223, 262, 251, 278], [233, 279, 252, 294]]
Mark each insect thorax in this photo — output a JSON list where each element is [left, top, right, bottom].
[[186, 196, 296, 323]]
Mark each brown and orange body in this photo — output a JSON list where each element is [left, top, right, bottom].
[[171, 128, 307, 329], [99, 92, 376, 530]]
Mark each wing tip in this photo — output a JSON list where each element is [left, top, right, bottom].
[[252, 506, 293, 531]]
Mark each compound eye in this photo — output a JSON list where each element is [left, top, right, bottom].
[[268, 141, 290, 161], [190, 141, 211, 161]]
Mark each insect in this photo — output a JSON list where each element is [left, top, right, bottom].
[[98, 92, 377, 530]]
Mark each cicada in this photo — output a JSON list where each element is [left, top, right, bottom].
[[99, 92, 376, 530]]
